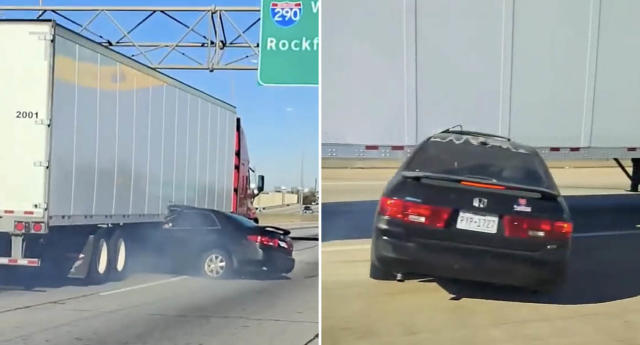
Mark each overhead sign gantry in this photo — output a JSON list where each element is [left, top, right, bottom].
[[0, 4, 320, 86], [0, 5, 261, 71]]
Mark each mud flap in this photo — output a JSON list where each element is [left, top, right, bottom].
[[67, 235, 94, 279]]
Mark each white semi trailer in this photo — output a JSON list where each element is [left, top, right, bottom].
[[321, 0, 640, 191], [0, 20, 260, 282]]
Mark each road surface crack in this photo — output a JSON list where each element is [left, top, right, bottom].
[[0, 292, 99, 314]]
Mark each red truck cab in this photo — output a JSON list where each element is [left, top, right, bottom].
[[232, 118, 264, 222]]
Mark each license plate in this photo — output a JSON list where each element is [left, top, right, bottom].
[[456, 212, 499, 233]]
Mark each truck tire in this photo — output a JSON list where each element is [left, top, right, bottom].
[[200, 249, 233, 279], [108, 230, 128, 281], [87, 230, 110, 284]]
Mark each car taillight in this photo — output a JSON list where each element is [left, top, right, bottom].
[[379, 197, 404, 219], [247, 235, 280, 248], [379, 197, 452, 228], [14, 222, 25, 232], [503, 215, 573, 239]]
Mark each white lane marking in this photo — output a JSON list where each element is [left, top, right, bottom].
[[573, 230, 640, 238], [322, 181, 387, 185], [323, 244, 371, 252], [99, 276, 187, 296]]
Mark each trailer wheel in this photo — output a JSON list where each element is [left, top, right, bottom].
[[87, 230, 110, 284], [108, 230, 128, 281]]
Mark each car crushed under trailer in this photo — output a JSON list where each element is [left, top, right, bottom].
[[160, 205, 295, 279], [370, 130, 573, 290], [0, 20, 264, 283]]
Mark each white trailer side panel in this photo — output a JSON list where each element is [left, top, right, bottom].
[[322, 0, 640, 153], [0, 22, 52, 219], [591, 0, 640, 147], [416, 0, 504, 140], [46, 24, 235, 225], [509, 0, 593, 147], [321, 0, 416, 146]]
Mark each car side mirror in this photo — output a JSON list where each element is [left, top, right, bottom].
[[257, 175, 265, 194]]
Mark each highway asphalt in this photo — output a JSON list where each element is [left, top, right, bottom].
[[0, 227, 318, 345], [322, 233, 640, 345], [321, 190, 640, 344]]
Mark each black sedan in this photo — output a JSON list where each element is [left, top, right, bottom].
[[370, 130, 573, 289], [163, 205, 295, 279]]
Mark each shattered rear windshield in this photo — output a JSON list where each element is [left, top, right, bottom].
[[404, 136, 557, 191]]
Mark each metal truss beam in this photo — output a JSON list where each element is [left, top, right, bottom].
[[0, 6, 258, 12], [0, 5, 260, 71]]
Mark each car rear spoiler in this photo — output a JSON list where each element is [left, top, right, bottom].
[[260, 225, 291, 236], [261, 226, 318, 241], [401, 171, 560, 199]]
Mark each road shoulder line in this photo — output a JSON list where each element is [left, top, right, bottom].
[[99, 276, 187, 296]]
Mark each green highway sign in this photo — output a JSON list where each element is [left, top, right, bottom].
[[258, 0, 319, 86]]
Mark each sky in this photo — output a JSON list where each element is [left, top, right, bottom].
[[3, 0, 318, 191]]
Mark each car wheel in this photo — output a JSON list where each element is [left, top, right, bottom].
[[108, 230, 128, 281], [87, 230, 110, 284], [200, 249, 233, 279], [369, 261, 395, 280]]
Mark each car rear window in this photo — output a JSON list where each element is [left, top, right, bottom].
[[404, 136, 557, 191], [228, 213, 258, 228], [169, 211, 221, 228]]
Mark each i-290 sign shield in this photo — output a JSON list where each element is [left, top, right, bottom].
[[270, 2, 302, 28], [259, 0, 318, 86]]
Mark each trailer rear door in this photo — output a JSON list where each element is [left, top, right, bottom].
[[0, 22, 52, 219]]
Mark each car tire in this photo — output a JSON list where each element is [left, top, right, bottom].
[[369, 261, 395, 280], [108, 230, 128, 281], [87, 230, 110, 284], [200, 249, 233, 279]]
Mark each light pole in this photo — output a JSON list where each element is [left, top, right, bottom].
[[280, 186, 287, 206], [299, 153, 304, 213]]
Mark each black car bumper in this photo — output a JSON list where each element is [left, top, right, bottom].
[[371, 231, 568, 288], [241, 250, 295, 274]]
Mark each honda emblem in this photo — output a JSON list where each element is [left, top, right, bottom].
[[473, 197, 488, 208]]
